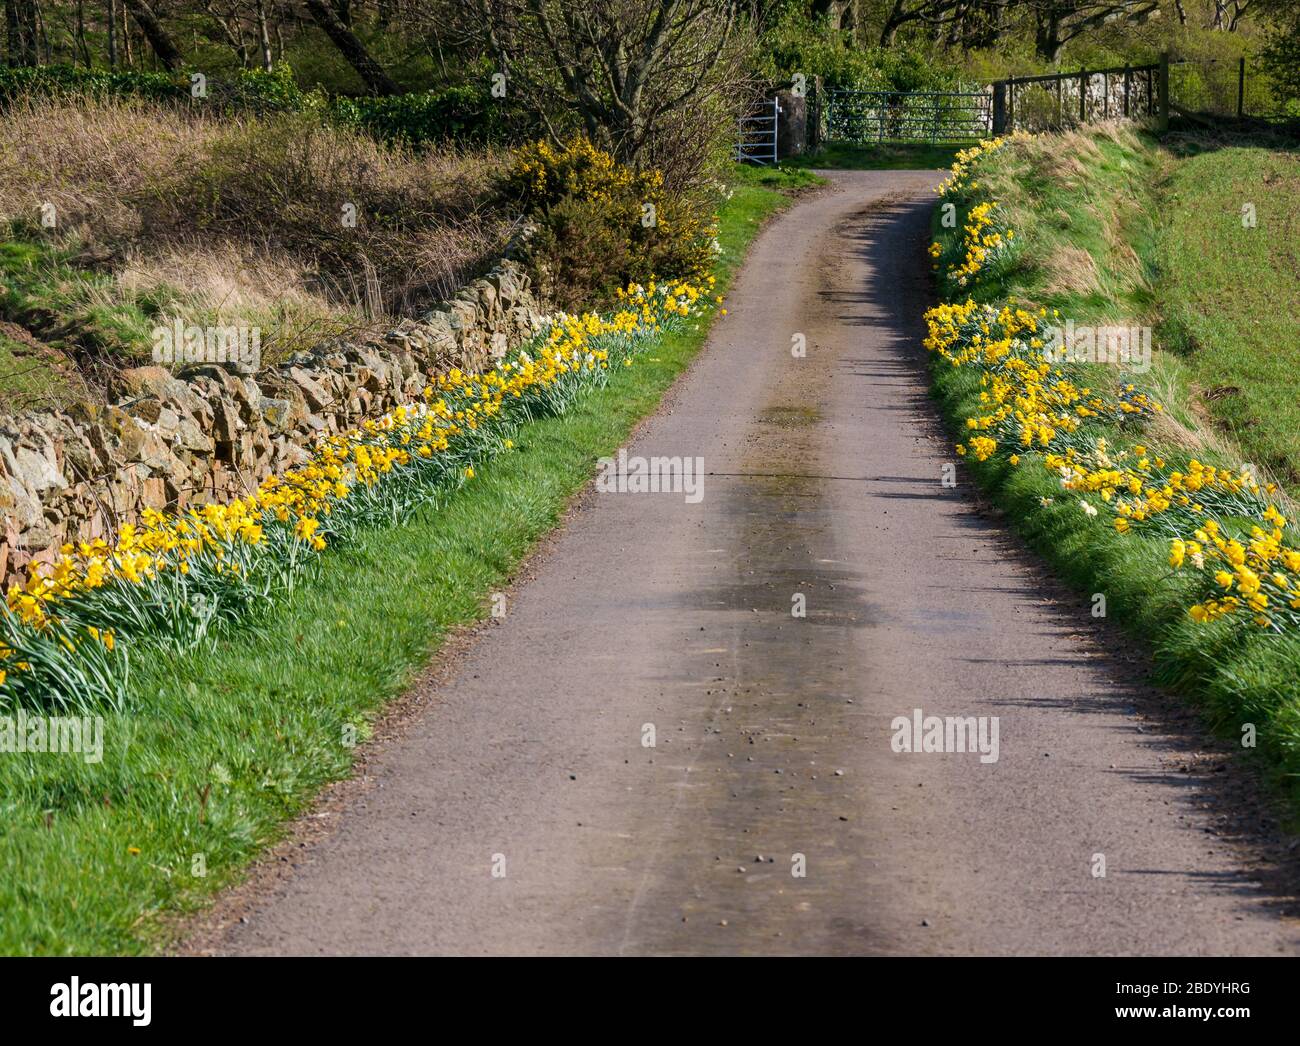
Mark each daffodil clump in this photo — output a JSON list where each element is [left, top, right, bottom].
[[1, 278, 718, 710], [930, 135, 1025, 288], [926, 300, 1159, 466], [928, 137, 1300, 636], [1053, 444, 1277, 538], [1173, 513, 1300, 631]]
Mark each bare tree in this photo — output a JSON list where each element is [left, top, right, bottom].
[[1028, 1, 1160, 63], [202, 0, 251, 66], [1210, 0, 1253, 31], [878, 0, 964, 46], [106, 0, 117, 65], [475, 0, 752, 171], [254, 0, 272, 67], [5, 0, 40, 65]]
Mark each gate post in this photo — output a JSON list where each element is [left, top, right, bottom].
[[992, 80, 1007, 135], [775, 89, 805, 159], [808, 75, 823, 150], [1157, 51, 1170, 132]]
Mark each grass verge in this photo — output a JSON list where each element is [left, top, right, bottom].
[[0, 166, 808, 955], [927, 126, 1300, 819]]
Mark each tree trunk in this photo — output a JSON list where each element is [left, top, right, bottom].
[[880, 0, 905, 46], [5, 0, 23, 66], [255, 0, 273, 70], [75, 0, 90, 64], [273, 4, 285, 60], [106, 0, 117, 67], [36, 0, 49, 63], [1035, 6, 1064, 64], [303, 0, 397, 94], [121, 0, 183, 70]]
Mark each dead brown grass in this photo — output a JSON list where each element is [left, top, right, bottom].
[[0, 97, 514, 367], [1040, 244, 1103, 297]]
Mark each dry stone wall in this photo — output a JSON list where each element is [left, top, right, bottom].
[[0, 255, 547, 585]]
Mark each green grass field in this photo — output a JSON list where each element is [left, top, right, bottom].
[[1156, 138, 1300, 483], [0, 167, 807, 956]]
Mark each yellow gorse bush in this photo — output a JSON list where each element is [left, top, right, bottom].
[[927, 136, 1300, 635], [507, 136, 718, 302], [511, 136, 665, 209], [1, 278, 718, 708]]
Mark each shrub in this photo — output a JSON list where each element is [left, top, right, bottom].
[[329, 84, 523, 147], [505, 137, 716, 311], [0, 65, 185, 105]]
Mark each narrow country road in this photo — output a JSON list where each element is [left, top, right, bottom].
[[204, 171, 1299, 956]]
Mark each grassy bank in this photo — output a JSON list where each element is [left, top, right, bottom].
[[0, 168, 810, 955], [1156, 134, 1300, 484], [927, 126, 1300, 816]]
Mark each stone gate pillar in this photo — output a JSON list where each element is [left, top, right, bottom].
[[774, 89, 806, 159]]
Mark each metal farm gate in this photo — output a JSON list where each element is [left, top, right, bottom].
[[735, 97, 779, 163], [824, 90, 991, 144]]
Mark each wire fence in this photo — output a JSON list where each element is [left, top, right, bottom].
[[1169, 56, 1291, 121]]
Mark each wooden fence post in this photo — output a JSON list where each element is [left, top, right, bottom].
[[1123, 65, 1131, 117], [1079, 68, 1088, 124], [1237, 56, 1246, 119], [1157, 51, 1169, 132]]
